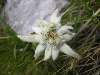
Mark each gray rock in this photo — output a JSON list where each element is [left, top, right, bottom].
[[5, 0, 68, 35]]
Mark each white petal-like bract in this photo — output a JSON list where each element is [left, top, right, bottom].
[[17, 35, 37, 43], [52, 47, 59, 60], [43, 44, 52, 61], [50, 9, 60, 24], [32, 27, 42, 34], [60, 33, 75, 42], [60, 44, 80, 59], [18, 34, 42, 43], [34, 43, 46, 59], [57, 25, 73, 35]]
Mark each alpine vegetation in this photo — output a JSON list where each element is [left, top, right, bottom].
[[18, 9, 80, 61]]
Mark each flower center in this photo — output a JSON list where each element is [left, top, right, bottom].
[[47, 31, 57, 40], [45, 28, 60, 45]]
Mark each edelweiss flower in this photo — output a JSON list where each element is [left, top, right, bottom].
[[18, 9, 80, 61]]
